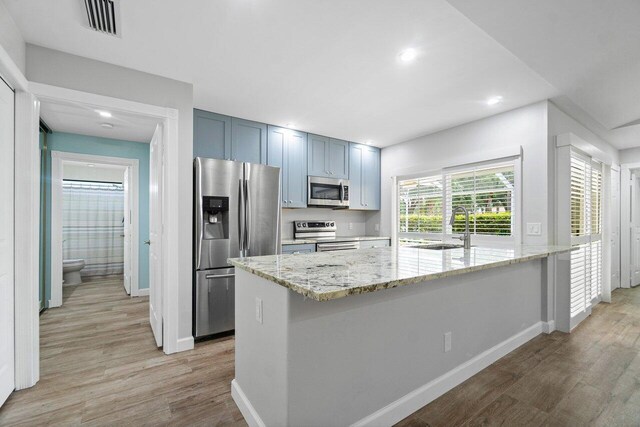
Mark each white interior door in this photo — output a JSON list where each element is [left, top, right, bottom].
[[123, 167, 131, 294], [149, 124, 163, 347], [632, 176, 640, 286], [610, 167, 621, 289], [0, 78, 15, 406]]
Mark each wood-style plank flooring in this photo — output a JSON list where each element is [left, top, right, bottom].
[[0, 277, 244, 426], [1, 278, 640, 426]]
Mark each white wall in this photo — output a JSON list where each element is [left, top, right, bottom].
[[376, 101, 550, 245], [619, 147, 640, 164], [282, 208, 370, 239], [0, 1, 25, 74], [63, 164, 124, 183], [26, 45, 195, 343]]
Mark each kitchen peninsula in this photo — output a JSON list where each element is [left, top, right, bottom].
[[229, 245, 572, 426]]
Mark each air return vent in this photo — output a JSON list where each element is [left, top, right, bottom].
[[84, 0, 121, 37]]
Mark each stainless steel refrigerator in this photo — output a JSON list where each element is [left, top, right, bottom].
[[194, 157, 281, 338]]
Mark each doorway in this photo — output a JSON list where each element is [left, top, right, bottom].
[[50, 152, 140, 307]]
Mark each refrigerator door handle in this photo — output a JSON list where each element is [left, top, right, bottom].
[[245, 179, 251, 253], [238, 178, 245, 254], [195, 160, 203, 269]]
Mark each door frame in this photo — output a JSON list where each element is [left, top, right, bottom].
[[14, 81, 184, 391], [50, 151, 139, 307], [620, 162, 640, 289]]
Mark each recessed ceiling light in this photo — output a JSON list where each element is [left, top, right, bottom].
[[486, 96, 503, 106], [101, 123, 114, 129], [398, 48, 418, 62], [285, 123, 296, 129], [87, 163, 95, 168], [97, 110, 112, 118], [365, 140, 373, 145]]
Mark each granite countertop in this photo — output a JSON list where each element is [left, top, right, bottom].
[[228, 245, 573, 301], [281, 236, 391, 245]]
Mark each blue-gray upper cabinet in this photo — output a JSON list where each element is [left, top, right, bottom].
[[349, 143, 381, 210], [193, 109, 231, 160], [267, 126, 308, 208], [231, 118, 267, 164], [307, 134, 349, 179]]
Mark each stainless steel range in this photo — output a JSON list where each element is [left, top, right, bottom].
[[293, 220, 360, 252]]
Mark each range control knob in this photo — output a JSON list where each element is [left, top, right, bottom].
[[302, 223, 307, 227], [330, 222, 335, 227], [296, 222, 301, 227], [325, 222, 330, 227]]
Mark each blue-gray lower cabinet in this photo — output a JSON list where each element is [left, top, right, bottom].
[[281, 243, 316, 254], [307, 134, 349, 179], [193, 109, 231, 159], [349, 143, 381, 210], [231, 118, 267, 164], [267, 126, 308, 208]]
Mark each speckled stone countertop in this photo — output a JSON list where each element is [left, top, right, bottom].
[[228, 245, 573, 301], [281, 236, 391, 245]]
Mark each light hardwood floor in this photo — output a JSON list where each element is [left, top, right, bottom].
[[0, 277, 245, 426], [1, 279, 640, 426]]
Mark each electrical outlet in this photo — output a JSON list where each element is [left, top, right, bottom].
[[255, 297, 263, 324], [348, 222, 353, 230], [526, 223, 542, 236], [444, 332, 452, 352], [375, 223, 380, 232]]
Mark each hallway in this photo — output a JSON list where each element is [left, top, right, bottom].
[[0, 278, 243, 426]]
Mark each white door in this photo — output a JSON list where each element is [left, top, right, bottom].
[[611, 168, 621, 289], [0, 78, 15, 406], [123, 167, 131, 294], [149, 124, 163, 347], [632, 176, 640, 286]]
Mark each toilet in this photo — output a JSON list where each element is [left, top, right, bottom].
[[62, 259, 85, 285]]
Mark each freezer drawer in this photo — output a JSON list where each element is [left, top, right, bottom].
[[195, 268, 235, 337]]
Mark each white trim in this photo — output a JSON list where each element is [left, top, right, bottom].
[[15, 82, 184, 391], [232, 379, 267, 427], [542, 320, 556, 334], [137, 288, 149, 297], [556, 133, 613, 166], [0, 43, 28, 91], [175, 336, 194, 353], [50, 151, 139, 307], [13, 92, 40, 390], [349, 322, 544, 427]]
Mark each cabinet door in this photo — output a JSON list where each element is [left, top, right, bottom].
[[362, 145, 381, 210], [308, 134, 330, 177], [285, 130, 308, 208], [193, 109, 231, 160], [231, 118, 267, 164], [349, 143, 365, 209], [267, 126, 287, 205], [328, 138, 349, 179]]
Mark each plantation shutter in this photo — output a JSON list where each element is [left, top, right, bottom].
[[398, 175, 443, 241], [444, 162, 516, 236], [569, 151, 602, 329]]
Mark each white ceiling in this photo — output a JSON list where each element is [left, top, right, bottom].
[[447, 0, 640, 149], [40, 99, 160, 142], [3, 0, 559, 147]]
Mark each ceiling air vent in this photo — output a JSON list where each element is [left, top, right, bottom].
[[84, 0, 121, 37]]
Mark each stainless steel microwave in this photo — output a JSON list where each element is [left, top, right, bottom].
[[307, 176, 349, 208]]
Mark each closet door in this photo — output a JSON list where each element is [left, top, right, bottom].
[[0, 78, 15, 407]]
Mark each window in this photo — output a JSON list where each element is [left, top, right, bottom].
[[569, 151, 602, 325], [397, 159, 518, 244]]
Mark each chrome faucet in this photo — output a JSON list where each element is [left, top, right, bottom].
[[449, 206, 471, 249]]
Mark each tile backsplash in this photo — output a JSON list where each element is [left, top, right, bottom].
[[281, 208, 371, 239]]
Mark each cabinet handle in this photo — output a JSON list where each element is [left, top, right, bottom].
[[288, 200, 292, 203]]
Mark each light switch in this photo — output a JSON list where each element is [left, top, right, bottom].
[[526, 223, 541, 236]]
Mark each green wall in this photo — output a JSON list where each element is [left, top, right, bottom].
[[41, 132, 150, 305]]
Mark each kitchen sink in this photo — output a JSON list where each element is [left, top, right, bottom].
[[405, 243, 469, 250]]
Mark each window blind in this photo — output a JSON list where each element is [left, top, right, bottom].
[[397, 159, 517, 244], [445, 162, 515, 236], [569, 152, 602, 327]]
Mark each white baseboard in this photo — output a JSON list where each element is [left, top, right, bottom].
[[175, 336, 194, 353], [136, 288, 149, 297], [542, 320, 555, 334], [232, 379, 266, 427], [350, 322, 544, 427]]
